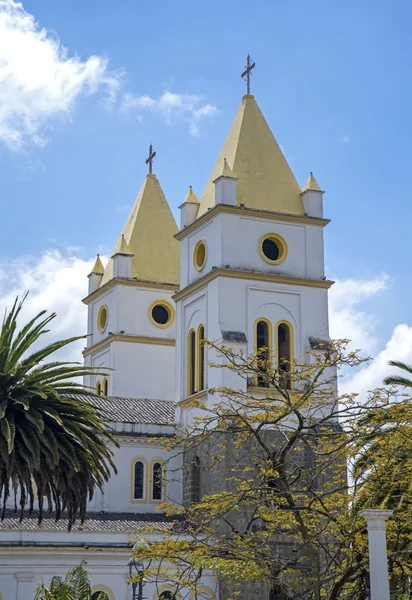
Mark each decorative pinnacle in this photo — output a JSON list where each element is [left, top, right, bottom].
[[145, 144, 156, 174], [241, 54, 256, 95]]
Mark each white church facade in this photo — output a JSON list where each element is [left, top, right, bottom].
[[0, 74, 333, 600]]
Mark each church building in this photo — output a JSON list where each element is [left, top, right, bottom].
[[0, 62, 332, 600]]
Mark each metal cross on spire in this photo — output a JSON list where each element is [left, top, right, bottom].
[[145, 144, 156, 174], [241, 54, 256, 95]]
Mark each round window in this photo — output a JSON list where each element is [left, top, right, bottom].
[[260, 233, 287, 265], [149, 301, 174, 328], [193, 240, 207, 271], [97, 305, 108, 332]]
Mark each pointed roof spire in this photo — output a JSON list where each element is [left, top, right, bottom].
[[302, 172, 323, 193], [101, 173, 179, 285], [183, 185, 200, 204], [91, 254, 104, 275], [116, 234, 133, 256], [199, 95, 304, 216], [213, 157, 236, 181]]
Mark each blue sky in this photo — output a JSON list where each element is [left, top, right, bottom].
[[1, 0, 412, 392]]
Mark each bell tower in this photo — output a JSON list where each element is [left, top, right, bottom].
[[174, 66, 333, 424], [83, 148, 180, 401]]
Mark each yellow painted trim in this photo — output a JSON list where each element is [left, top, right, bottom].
[[83, 334, 175, 357], [153, 585, 182, 600], [196, 324, 205, 391], [102, 376, 108, 396], [193, 240, 207, 271], [83, 277, 179, 306], [178, 389, 208, 408], [130, 456, 149, 503], [95, 380, 102, 396], [275, 319, 295, 391], [149, 458, 167, 503], [91, 585, 115, 600], [173, 268, 334, 302], [189, 586, 216, 600], [259, 232, 288, 265], [187, 328, 196, 397], [97, 305, 108, 333], [175, 203, 330, 242], [149, 300, 175, 329]]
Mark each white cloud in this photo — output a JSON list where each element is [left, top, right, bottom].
[[0, 0, 122, 150], [329, 274, 389, 354], [0, 250, 97, 362], [121, 90, 218, 137]]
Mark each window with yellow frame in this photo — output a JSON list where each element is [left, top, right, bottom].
[[276, 320, 294, 390], [187, 329, 196, 396], [254, 317, 272, 387], [149, 458, 166, 502], [197, 324, 205, 391], [131, 457, 148, 503]]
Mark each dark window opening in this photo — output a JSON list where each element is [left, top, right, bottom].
[[152, 462, 163, 500], [262, 238, 280, 262], [159, 593, 177, 600], [278, 323, 292, 390], [198, 326, 205, 391], [91, 593, 109, 600], [188, 330, 196, 395], [152, 304, 169, 325], [134, 461, 144, 500], [256, 320, 270, 387], [103, 378, 108, 396]]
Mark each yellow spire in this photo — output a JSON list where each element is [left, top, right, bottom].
[[101, 174, 179, 285], [302, 172, 322, 193], [91, 254, 104, 275], [214, 157, 235, 180], [199, 95, 304, 216], [183, 186, 199, 204]]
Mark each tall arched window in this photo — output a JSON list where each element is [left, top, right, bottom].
[[133, 460, 145, 500], [152, 461, 163, 501], [96, 380, 101, 396], [191, 456, 201, 503], [255, 319, 271, 387], [197, 325, 205, 391], [277, 322, 293, 390], [102, 377, 108, 396], [187, 329, 196, 396]]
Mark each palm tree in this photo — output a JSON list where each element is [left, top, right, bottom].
[[383, 360, 412, 387], [35, 563, 105, 600], [0, 295, 117, 529]]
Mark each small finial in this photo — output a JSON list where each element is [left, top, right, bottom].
[[241, 54, 256, 95], [145, 144, 156, 174]]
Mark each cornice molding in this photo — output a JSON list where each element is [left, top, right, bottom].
[[83, 334, 175, 357], [83, 277, 179, 305], [173, 268, 334, 302], [175, 204, 330, 241]]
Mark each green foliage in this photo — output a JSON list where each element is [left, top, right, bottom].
[[34, 563, 103, 600], [0, 295, 117, 530], [133, 340, 412, 600]]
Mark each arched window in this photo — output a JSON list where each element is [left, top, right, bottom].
[[96, 380, 101, 396], [191, 456, 201, 503], [159, 592, 177, 600], [187, 329, 196, 396], [197, 325, 205, 391], [152, 461, 163, 501], [133, 460, 145, 500], [102, 377, 108, 396], [277, 322, 293, 390], [255, 319, 271, 387], [91, 593, 109, 600]]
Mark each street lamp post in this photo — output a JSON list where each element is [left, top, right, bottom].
[[127, 557, 146, 600]]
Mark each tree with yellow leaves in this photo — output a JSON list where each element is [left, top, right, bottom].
[[132, 340, 412, 600]]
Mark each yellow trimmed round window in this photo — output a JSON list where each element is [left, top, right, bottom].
[[97, 305, 108, 332], [193, 240, 207, 271], [149, 301, 174, 328], [260, 233, 288, 265]]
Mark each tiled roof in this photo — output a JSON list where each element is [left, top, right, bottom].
[[0, 510, 173, 533], [72, 395, 176, 426]]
